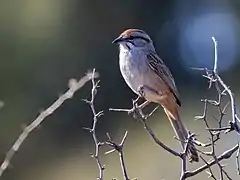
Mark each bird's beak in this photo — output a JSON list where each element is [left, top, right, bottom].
[[112, 36, 124, 44]]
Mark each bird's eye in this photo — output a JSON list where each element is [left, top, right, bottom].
[[128, 36, 134, 40]]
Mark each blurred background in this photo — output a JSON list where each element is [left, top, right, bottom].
[[1, 0, 240, 179]]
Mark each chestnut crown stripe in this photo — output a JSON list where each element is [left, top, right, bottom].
[[121, 29, 145, 36], [124, 35, 150, 43]]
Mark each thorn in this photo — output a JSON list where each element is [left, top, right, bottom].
[[220, 163, 227, 168], [105, 149, 116, 155], [106, 132, 112, 141], [95, 80, 101, 87], [96, 111, 104, 117], [82, 99, 91, 104], [90, 153, 94, 158], [98, 142, 105, 146], [208, 100, 217, 106], [194, 115, 205, 120], [205, 171, 213, 178], [82, 127, 92, 132], [120, 131, 128, 145], [202, 75, 212, 80], [190, 67, 206, 71]]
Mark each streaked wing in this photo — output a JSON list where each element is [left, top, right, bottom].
[[146, 51, 181, 106]]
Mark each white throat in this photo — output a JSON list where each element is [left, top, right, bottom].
[[119, 43, 131, 53]]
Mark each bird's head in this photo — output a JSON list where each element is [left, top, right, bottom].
[[112, 29, 154, 50]]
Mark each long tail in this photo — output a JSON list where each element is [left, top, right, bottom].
[[164, 108, 199, 162]]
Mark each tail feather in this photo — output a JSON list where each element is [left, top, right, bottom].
[[164, 109, 199, 162]]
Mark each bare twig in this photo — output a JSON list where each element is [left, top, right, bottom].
[[180, 133, 196, 180], [83, 69, 104, 180], [194, 99, 221, 147], [105, 131, 130, 180], [212, 37, 240, 134], [236, 143, 240, 175], [194, 38, 240, 134], [0, 70, 99, 178], [200, 156, 218, 180], [201, 99, 225, 179], [183, 144, 239, 178], [212, 37, 218, 74], [192, 37, 240, 179], [206, 126, 232, 132]]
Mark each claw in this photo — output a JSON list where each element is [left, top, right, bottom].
[[138, 85, 145, 98]]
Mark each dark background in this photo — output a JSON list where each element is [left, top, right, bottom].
[[0, 0, 240, 179]]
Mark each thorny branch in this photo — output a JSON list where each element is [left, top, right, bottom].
[[185, 37, 240, 179], [0, 70, 99, 178], [83, 69, 105, 180], [195, 99, 228, 179], [105, 131, 130, 180], [85, 70, 131, 180], [183, 144, 239, 179], [193, 37, 240, 134]]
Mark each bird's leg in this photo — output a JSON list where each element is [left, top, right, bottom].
[[128, 85, 161, 121], [138, 85, 146, 98], [138, 100, 150, 109], [127, 86, 151, 119], [131, 95, 150, 110]]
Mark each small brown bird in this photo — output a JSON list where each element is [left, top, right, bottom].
[[113, 29, 199, 162]]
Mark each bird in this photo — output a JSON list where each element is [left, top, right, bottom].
[[112, 28, 199, 162]]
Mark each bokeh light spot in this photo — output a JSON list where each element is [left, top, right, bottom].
[[178, 12, 238, 72]]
